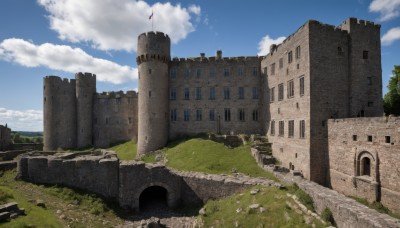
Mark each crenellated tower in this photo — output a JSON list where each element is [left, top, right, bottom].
[[76, 72, 96, 148], [136, 31, 171, 156]]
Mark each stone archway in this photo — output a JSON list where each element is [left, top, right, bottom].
[[133, 182, 178, 212], [139, 186, 168, 211]]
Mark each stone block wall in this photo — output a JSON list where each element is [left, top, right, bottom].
[[0, 125, 12, 151]]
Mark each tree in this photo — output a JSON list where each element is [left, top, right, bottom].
[[383, 65, 400, 116], [12, 133, 22, 143]]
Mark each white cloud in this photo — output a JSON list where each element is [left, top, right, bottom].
[[37, 0, 200, 52], [382, 27, 400, 45], [0, 38, 137, 84], [257, 35, 286, 56], [0, 108, 43, 131], [369, 0, 400, 21]]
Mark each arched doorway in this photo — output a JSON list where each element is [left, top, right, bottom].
[[139, 186, 168, 211], [361, 157, 371, 176]]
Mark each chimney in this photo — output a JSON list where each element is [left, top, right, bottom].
[[216, 50, 222, 60]]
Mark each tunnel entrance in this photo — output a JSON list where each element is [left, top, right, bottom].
[[139, 186, 168, 211]]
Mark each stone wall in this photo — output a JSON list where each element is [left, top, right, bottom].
[[0, 150, 31, 161], [0, 125, 12, 151], [328, 116, 400, 214]]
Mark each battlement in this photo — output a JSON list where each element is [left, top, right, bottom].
[[338, 17, 381, 29], [44, 75, 76, 86], [171, 55, 260, 63], [75, 72, 96, 81], [96, 90, 138, 99], [138, 31, 170, 41]]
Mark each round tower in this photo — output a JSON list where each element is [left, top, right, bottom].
[[76, 72, 96, 148], [136, 31, 171, 156]]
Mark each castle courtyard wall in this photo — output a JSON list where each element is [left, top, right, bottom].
[[0, 125, 12, 151], [328, 117, 400, 214]]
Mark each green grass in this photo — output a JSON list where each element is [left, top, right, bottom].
[[199, 186, 324, 228], [163, 138, 278, 181], [287, 183, 315, 212], [350, 196, 400, 219], [107, 140, 137, 160]]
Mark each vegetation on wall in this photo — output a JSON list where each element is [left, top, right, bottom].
[[383, 65, 400, 116]]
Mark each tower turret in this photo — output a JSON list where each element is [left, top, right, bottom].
[[136, 31, 171, 156], [76, 72, 96, 148]]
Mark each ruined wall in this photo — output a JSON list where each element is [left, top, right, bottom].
[[0, 125, 12, 151], [93, 91, 138, 148], [261, 21, 311, 180], [328, 117, 400, 214], [43, 76, 76, 150], [169, 55, 262, 138]]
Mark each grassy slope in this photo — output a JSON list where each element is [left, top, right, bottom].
[[108, 140, 137, 160]]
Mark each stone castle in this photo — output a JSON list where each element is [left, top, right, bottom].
[[43, 18, 400, 213]]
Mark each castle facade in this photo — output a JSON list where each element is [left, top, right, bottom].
[[43, 18, 400, 213]]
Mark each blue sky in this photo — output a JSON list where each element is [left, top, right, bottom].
[[0, 0, 399, 131]]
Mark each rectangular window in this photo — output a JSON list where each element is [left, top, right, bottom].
[[270, 87, 275, 102], [367, 135, 372, 142], [252, 87, 259, 99], [184, 88, 190, 100], [196, 87, 202, 100], [338, 46, 343, 56], [209, 67, 216, 78], [288, 120, 294, 138], [224, 108, 231, 121], [224, 68, 230, 77], [353, 135, 357, 141], [224, 87, 230, 100], [149, 69, 152, 74], [184, 68, 190, 79], [279, 58, 283, 69], [367, 76, 372, 85], [170, 109, 177, 121], [287, 80, 294, 98], [300, 120, 305, 139], [299, 76, 304, 96], [271, 63, 276, 75], [209, 109, 215, 121], [252, 67, 258, 76], [367, 101, 374, 107], [238, 87, 244, 99], [238, 67, 244, 76], [363, 50, 368, 59], [196, 109, 202, 121], [385, 136, 391, 143], [295, 46, 301, 59], [209, 87, 216, 100], [252, 109, 258, 121], [264, 67, 268, 75], [279, 121, 284, 136], [169, 88, 176, 100], [196, 68, 201, 78], [288, 51, 293, 63], [170, 68, 177, 79], [278, 83, 284, 101], [238, 108, 245, 121], [184, 109, 190, 121], [270, 120, 275, 136]]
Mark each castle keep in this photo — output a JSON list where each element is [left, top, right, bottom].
[[43, 18, 400, 213]]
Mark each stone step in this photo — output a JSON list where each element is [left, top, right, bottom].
[[0, 202, 18, 213], [0, 211, 10, 222]]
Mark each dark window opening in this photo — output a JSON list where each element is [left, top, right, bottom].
[[367, 135, 372, 142], [353, 135, 357, 141], [139, 186, 168, 211], [361, 157, 371, 176], [385, 136, 391, 143], [363, 50, 368, 59], [368, 101, 373, 107]]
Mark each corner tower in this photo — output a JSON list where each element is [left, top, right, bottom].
[[136, 32, 171, 156]]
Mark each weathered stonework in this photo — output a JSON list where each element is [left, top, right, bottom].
[[0, 125, 12, 151]]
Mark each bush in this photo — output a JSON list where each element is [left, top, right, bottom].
[[287, 183, 315, 212], [321, 207, 334, 225]]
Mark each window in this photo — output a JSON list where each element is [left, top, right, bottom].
[[238, 108, 245, 121], [209, 87, 216, 100], [338, 46, 343, 56], [252, 87, 259, 99], [385, 136, 391, 143], [209, 109, 215, 121], [287, 80, 294, 98], [271, 63, 276, 75], [363, 50, 368, 59], [148, 69, 152, 74], [353, 135, 357, 141], [196, 87, 202, 100], [184, 68, 190, 79], [170, 109, 177, 121], [105, 117, 109, 125], [361, 157, 371, 176], [224, 108, 231, 121], [169, 88, 176, 100], [149, 91, 152, 97], [170, 68, 177, 79], [252, 67, 258, 76], [367, 77, 372, 85], [224, 87, 230, 100], [279, 58, 283, 69], [238, 87, 245, 99], [128, 117, 132, 124], [367, 101, 374, 107], [295, 46, 301, 59], [300, 120, 305, 139], [288, 51, 293, 63], [299, 76, 304, 96], [278, 121, 284, 136], [367, 135, 372, 142], [224, 68, 230, 77], [270, 120, 275, 135], [196, 109, 202, 121], [288, 120, 294, 138], [270, 87, 275, 102], [264, 67, 268, 75], [209, 67, 216, 78], [278, 83, 284, 101], [196, 68, 202, 78], [184, 109, 190, 121], [184, 88, 190, 100], [252, 110, 258, 121], [238, 67, 244, 76]]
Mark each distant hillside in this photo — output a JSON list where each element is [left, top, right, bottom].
[[11, 131, 43, 137]]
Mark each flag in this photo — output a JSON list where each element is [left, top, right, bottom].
[[149, 12, 153, 20]]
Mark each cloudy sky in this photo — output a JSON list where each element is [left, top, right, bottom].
[[0, 0, 399, 131]]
